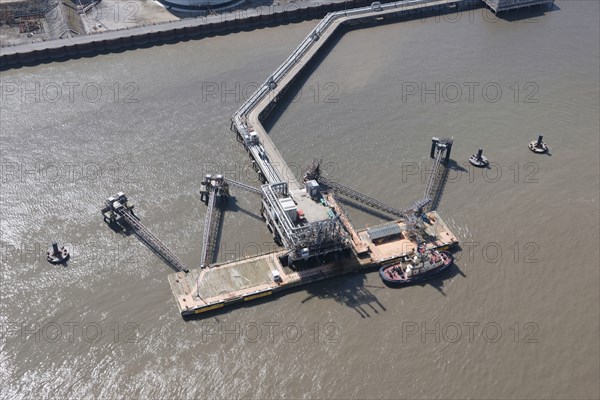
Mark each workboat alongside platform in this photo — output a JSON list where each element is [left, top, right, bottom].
[[379, 248, 454, 287], [101, 0, 485, 318], [168, 210, 459, 317]]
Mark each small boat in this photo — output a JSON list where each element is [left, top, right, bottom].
[[379, 247, 454, 286]]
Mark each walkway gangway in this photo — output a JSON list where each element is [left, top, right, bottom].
[[304, 161, 409, 219], [418, 137, 453, 212], [200, 186, 221, 269], [318, 175, 408, 219], [199, 177, 262, 268], [223, 178, 262, 196], [102, 193, 189, 273]]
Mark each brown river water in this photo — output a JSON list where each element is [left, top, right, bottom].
[[0, 0, 598, 398]]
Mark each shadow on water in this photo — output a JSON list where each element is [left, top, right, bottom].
[[224, 195, 263, 222], [184, 247, 466, 321], [452, 248, 468, 279], [337, 196, 396, 222], [261, 1, 560, 131], [107, 221, 128, 235], [184, 270, 388, 321], [300, 273, 388, 318], [446, 159, 467, 173], [495, 2, 559, 22], [394, 259, 466, 297], [211, 195, 262, 263], [105, 218, 185, 272], [129, 230, 184, 273], [261, 27, 346, 133]]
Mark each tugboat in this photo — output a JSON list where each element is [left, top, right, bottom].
[[379, 245, 454, 286]]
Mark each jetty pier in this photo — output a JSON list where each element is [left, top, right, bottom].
[[93, 0, 554, 317], [169, 0, 465, 317]]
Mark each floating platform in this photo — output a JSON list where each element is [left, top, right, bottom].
[[168, 211, 458, 317]]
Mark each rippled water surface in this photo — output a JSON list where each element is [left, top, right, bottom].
[[1, 1, 599, 398]]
